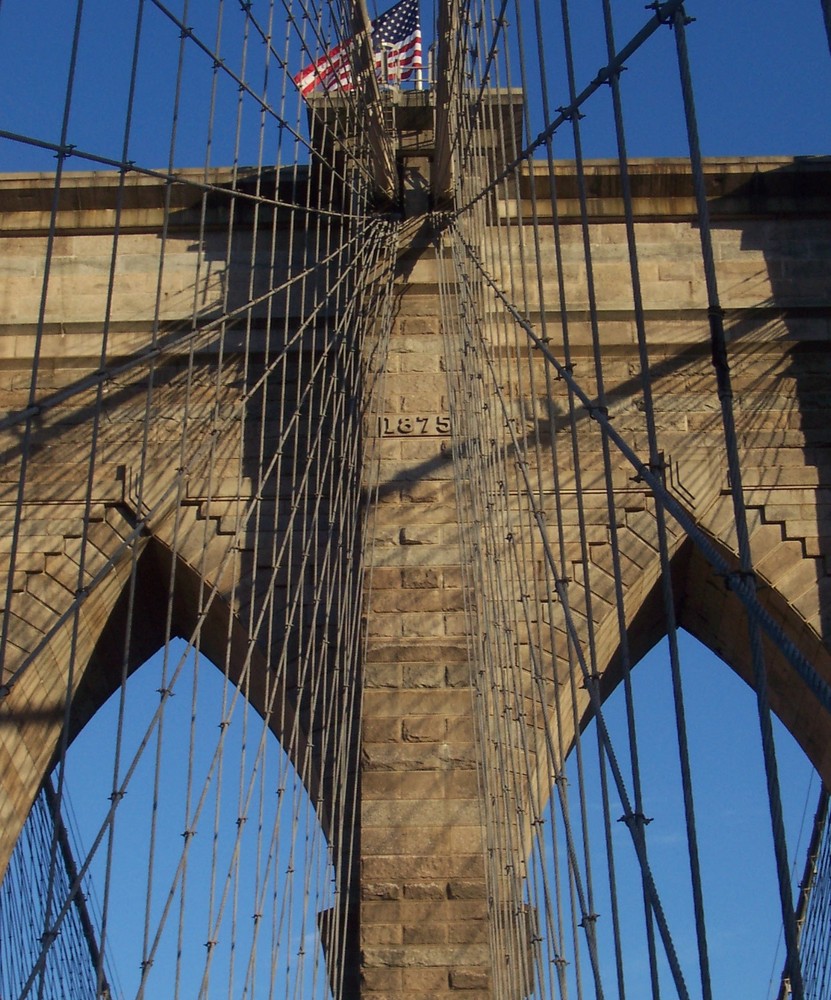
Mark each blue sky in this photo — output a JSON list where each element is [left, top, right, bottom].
[[569, 633, 819, 999], [0, 0, 828, 172], [58, 632, 818, 999], [61, 644, 334, 999], [535, 1, 831, 159]]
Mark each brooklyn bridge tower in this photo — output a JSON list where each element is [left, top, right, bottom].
[[0, 2, 830, 998]]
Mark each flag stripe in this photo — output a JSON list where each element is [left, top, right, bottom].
[[293, 0, 421, 95]]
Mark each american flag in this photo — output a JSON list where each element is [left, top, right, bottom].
[[293, 0, 422, 96]]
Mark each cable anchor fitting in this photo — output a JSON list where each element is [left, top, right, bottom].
[[630, 458, 664, 484], [598, 63, 627, 87], [645, 1, 686, 26], [722, 568, 758, 593], [556, 105, 585, 123], [618, 810, 653, 828]]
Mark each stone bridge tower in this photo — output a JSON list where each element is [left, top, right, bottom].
[[0, 140, 830, 996]]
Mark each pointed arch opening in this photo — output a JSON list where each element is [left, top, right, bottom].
[[520, 628, 820, 1000], [2, 639, 341, 999]]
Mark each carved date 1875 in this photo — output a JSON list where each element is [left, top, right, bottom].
[[378, 415, 451, 437]]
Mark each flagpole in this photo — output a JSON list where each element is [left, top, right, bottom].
[[349, 0, 398, 203]]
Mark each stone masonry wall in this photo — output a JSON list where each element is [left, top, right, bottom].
[[0, 158, 829, 996]]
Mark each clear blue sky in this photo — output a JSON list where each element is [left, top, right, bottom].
[[573, 633, 819, 999], [61, 634, 818, 999], [0, 0, 828, 171]]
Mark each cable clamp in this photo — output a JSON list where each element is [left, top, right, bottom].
[[556, 105, 585, 123], [598, 63, 627, 86], [579, 912, 599, 928], [618, 810, 653, 828], [645, 1, 681, 26], [722, 569, 758, 593], [587, 404, 609, 422], [630, 458, 664, 484], [555, 363, 574, 381]]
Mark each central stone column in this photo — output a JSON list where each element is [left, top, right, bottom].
[[359, 228, 493, 997]]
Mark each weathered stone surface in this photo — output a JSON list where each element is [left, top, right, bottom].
[[0, 155, 830, 998]]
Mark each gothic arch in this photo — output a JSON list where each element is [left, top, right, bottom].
[[0, 526, 348, 882], [584, 533, 831, 785]]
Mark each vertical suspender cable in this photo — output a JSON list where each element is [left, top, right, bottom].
[[597, 2, 714, 997], [821, 0, 831, 56], [672, 11, 805, 1000]]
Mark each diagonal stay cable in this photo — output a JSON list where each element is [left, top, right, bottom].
[[0, 222, 371, 437], [0, 131, 365, 221], [147, 0, 376, 189], [0, 223, 386, 700], [454, 0, 687, 218], [451, 222, 831, 722], [446, 223, 693, 1000]]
